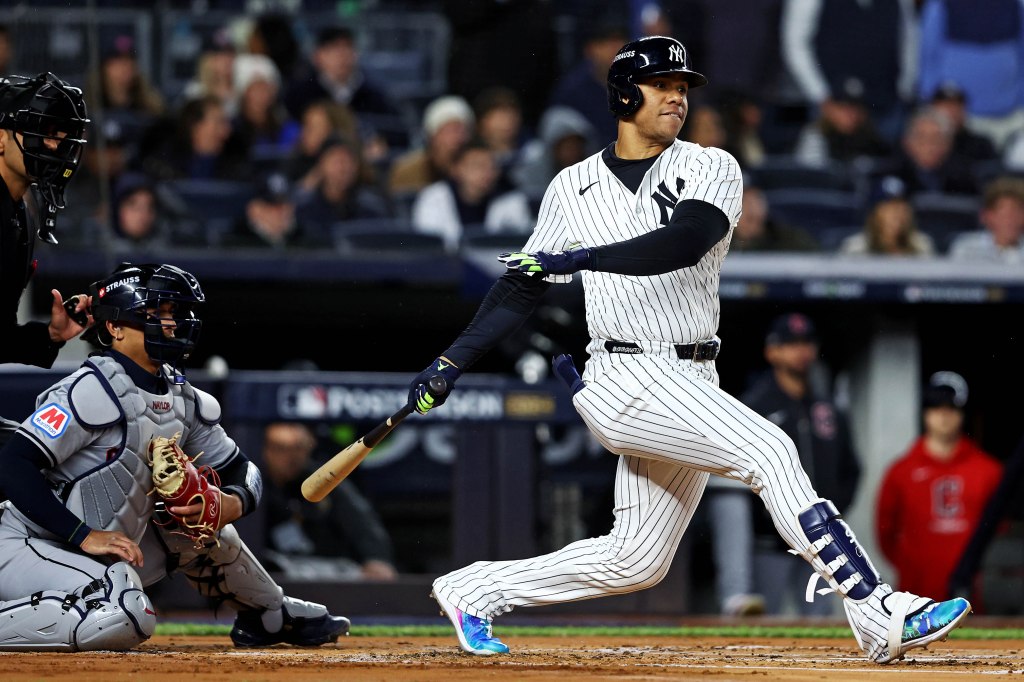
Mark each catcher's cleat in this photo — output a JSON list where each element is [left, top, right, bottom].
[[431, 585, 509, 655], [231, 598, 350, 648]]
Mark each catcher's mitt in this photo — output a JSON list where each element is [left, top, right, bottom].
[[147, 433, 222, 547]]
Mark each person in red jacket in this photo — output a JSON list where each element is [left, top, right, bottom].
[[877, 371, 1002, 600]]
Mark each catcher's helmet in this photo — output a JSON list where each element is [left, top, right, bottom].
[[607, 36, 707, 118], [88, 263, 205, 369], [0, 72, 89, 210]]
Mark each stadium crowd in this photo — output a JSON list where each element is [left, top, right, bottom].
[[5, 0, 1022, 262]]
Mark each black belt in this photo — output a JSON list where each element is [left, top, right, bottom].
[[604, 339, 720, 362]]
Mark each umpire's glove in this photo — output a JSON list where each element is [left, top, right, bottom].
[[408, 357, 461, 414], [498, 244, 592, 276]]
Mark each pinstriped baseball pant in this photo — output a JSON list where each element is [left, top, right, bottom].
[[434, 353, 825, 619]]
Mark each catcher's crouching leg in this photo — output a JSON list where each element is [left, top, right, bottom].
[[0, 562, 155, 651], [177, 524, 350, 647]]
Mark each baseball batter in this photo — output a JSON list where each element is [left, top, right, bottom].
[[0, 263, 349, 651], [408, 36, 970, 664]]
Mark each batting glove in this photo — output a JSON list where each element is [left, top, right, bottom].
[[408, 357, 461, 415], [498, 244, 592, 276]]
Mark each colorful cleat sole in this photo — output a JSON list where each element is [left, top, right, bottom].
[[430, 586, 509, 655]]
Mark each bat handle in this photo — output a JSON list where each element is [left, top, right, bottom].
[[427, 374, 448, 396]]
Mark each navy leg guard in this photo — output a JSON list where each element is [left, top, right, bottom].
[[797, 500, 881, 601]]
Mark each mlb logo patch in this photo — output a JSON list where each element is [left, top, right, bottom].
[[32, 403, 71, 438]]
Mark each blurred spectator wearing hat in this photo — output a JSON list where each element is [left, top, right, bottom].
[[547, 23, 630, 143], [224, 173, 315, 249], [928, 83, 998, 165], [295, 135, 390, 232], [708, 313, 860, 617], [948, 176, 1024, 264], [877, 371, 1002, 601], [840, 176, 935, 257], [792, 82, 890, 168], [411, 139, 532, 252], [388, 95, 475, 198], [99, 173, 168, 252], [86, 34, 164, 140], [230, 53, 299, 157], [917, 0, 1024, 151], [730, 185, 819, 253], [511, 105, 597, 204], [886, 107, 979, 197], [284, 25, 409, 151]]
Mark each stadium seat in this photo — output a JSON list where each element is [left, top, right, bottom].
[[912, 193, 981, 253], [817, 225, 862, 252], [749, 156, 856, 192], [764, 189, 866, 234], [163, 179, 255, 244], [332, 220, 446, 256]]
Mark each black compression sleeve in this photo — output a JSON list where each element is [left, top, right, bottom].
[[442, 271, 550, 369], [588, 199, 730, 276], [0, 433, 91, 544], [217, 450, 262, 517]]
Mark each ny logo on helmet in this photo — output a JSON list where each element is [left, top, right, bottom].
[[669, 45, 684, 62]]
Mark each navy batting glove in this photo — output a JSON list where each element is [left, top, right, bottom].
[[498, 244, 592, 276], [408, 357, 461, 414]]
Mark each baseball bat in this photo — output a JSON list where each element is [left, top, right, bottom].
[[301, 375, 447, 502]]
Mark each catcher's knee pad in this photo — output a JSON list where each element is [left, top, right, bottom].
[[180, 524, 283, 611], [76, 562, 156, 651], [0, 563, 154, 651]]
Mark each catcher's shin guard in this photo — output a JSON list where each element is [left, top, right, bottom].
[[0, 563, 154, 651], [177, 524, 284, 611]]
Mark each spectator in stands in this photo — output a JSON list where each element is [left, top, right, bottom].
[[180, 30, 236, 113], [840, 176, 935, 257], [948, 177, 1024, 263], [105, 173, 167, 252], [793, 84, 890, 167], [295, 136, 390, 231], [285, 26, 409, 151], [877, 371, 1002, 601], [928, 83, 998, 165], [411, 139, 532, 251], [142, 96, 249, 182], [887, 107, 979, 197], [511, 105, 596, 204], [473, 87, 526, 192], [548, 23, 629, 144], [718, 90, 766, 169], [730, 186, 818, 252], [261, 422, 398, 581], [230, 54, 298, 157], [736, 313, 860, 616], [0, 25, 12, 74], [683, 105, 727, 149], [389, 95, 474, 197], [781, 0, 917, 143], [247, 12, 304, 84], [61, 119, 131, 241], [918, 0, 1024, 150], [87, 34, 164, 147], [285, 100, 363, 183], [224, 173, 314, 249]]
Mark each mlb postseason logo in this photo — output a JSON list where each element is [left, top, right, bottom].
[[32, 403, 71, 438]]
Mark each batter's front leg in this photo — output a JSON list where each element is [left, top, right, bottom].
[[432, 455, 708, 654]]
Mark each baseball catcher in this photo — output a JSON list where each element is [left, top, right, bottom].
[[0, 263, 349, 651]]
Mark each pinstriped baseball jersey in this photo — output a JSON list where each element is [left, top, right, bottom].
[[522, 140, 743, 348]]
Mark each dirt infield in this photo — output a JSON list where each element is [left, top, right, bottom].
[[2, 635, 1022, 680]]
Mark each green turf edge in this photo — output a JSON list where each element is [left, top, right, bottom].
[[155, 623, 1024, 640]]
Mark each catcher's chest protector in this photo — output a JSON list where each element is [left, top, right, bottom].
[[61, 356, 197, 544]]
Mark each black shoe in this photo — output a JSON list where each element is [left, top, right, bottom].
[[231, 598, 350, 647]]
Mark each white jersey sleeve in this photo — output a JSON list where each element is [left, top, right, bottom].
[[521, 167, 581, 285], [679, 146, 744, 227]]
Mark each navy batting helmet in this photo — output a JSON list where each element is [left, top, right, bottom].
[[87, 263, 205, 369], [0, 72, 89, 210], [607, 36, 707, 118]]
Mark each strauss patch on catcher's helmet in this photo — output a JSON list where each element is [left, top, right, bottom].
[[607, 36, 707, 118]]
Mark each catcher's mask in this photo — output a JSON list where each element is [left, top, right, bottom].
[[86, 263, 204, 370], [0, 72, 89, 210]]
